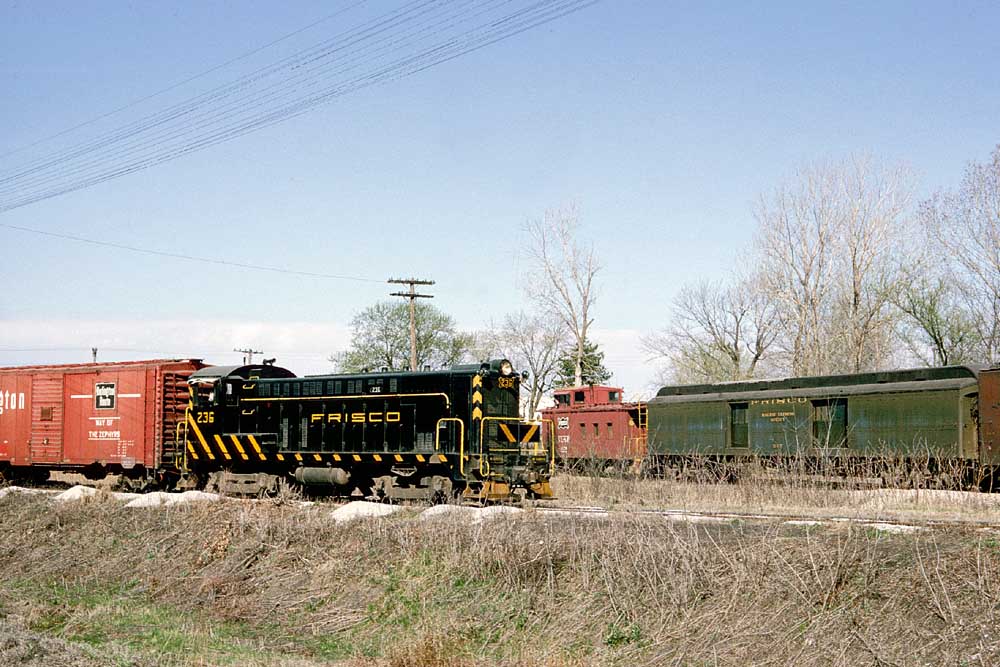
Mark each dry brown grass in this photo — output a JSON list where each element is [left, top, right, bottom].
[[551, 456, 1000, 524], [0, 492, 999, 665]]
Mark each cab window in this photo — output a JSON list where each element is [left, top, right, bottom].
[[194, 382, 217, 407], [556, 394, 570, 406]]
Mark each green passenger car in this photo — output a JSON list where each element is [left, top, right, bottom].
[[647, 366, 980, 460]]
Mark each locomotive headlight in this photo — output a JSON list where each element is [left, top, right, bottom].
[[500, 360, 513, 376]]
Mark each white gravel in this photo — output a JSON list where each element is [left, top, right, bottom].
[[784, 519, 827, 527], [471, 505, 523, 523], [416, 504, 527, 524], [863, 522, 926, 534], [53, 485, 99, 502], [660, 511, 730, 524], [329, 500, 404, 523], [124, 490, 222, 508], [418, 504, 480, 521]]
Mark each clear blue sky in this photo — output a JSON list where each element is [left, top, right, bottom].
[[1, 1, 998, 394]]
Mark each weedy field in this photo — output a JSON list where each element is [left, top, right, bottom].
[[1, 476, 1000, 667]]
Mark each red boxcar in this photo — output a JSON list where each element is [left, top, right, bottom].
[[541, 385, 647, 468], [0, 359, 205, 482]]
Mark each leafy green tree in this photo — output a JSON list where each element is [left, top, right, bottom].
[[554, 339, 611, 387], [330, 301, 474, 372]]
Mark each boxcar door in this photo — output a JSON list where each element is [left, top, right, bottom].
[[30, 374, 64, 463]]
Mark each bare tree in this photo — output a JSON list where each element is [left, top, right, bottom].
[[921, 145, 1000, 363], [894, 272, 979, 366], [755, 157, 911, 375], [833, 156, 911, 372], [524, 204, 600, 387], [643, 276, 776, 383], [479, 312, 567, 417]]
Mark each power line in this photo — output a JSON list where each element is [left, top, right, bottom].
[[0, 221, 384, 282], [0, 0, 368, 160], [0, 0, 599, 213]]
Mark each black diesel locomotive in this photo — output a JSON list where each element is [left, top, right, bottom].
[[180, 359, 554, 501]]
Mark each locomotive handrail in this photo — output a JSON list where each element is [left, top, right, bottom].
[[242, 391, 451, 407], [435, 417, 466, 473], [478, 416, 552, 477], [539, 418, 556, 472], [176, 404, 193, 470]]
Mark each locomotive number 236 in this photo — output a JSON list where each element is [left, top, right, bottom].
[[196, 411, 215, 424]]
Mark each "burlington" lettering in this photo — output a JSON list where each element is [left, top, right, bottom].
[[0, 390, 26, 415]]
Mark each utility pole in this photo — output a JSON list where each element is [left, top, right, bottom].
[[234, 347, 263, 365], [388, 277, 434, 371]]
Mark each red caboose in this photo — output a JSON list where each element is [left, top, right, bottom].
[[0, 359, 205, 485], [541, 385, 647, 469]]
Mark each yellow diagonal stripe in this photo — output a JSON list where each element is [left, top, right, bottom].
[[498, 423, 517, 443], [187, 443, 200, 460], [294, 453, 303, 462], [213, 435, 233, 461], [276, 453, 285, 461], [416, 454, 425, 462], [394, 454, 403, 462], [373, 454, 382, 462], [313, 453, 323, 462], [520, 424, 539, 443], [248, 435, 267, 461], [230, 435, 249, 461], [437, 454, 447, 463], [187, 415, 215, 460]]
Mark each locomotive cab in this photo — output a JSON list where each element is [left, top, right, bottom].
[[473, 359, 553, 499]]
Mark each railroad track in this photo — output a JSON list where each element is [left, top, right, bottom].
[[5, 479, 1000, 533], [533, 502, 1000, 532]]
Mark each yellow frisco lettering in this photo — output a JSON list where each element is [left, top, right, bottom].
[[311, 411, 403, 423]]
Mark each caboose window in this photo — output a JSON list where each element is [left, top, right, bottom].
[[574, 391, 585, 403], [556, 394, 570, 406], [593, 423, 599, 437], [730, 403, 749, 448], [608, 391, 620, 403]]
